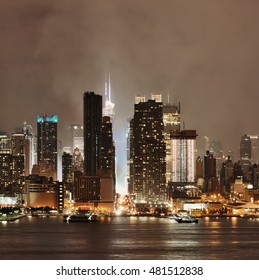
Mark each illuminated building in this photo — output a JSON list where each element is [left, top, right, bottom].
[[72, 147, 84, 172], [102, 73, 115, 123], [0, 149, 25, 200], [0, 133, 10, 151], [23, 122, 37, 175], [101, 75, 116, 201], [240, 134, 251, 181], [11, 133, 26, 197], [135, 95, 146, 104], [247, 135, 258, 164], [100, 116, 115, 173], [127, 118, 133, 196], [69, 124, 84, 172], [163, 102, 180, 183], [0, 132, 26, 199], [170, 130, 197, 186], [69, 124, 84, 158], [62, 152, 73, 193], [37, 115, 58, 180], [100, 116, 116, 202], [0, 151, 13, 194], [151, 93, 162, 103], [26, 175, 64, 212], [129, 99, 167, 204]]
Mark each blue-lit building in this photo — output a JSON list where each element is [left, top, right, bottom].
[[37, 115, 58, 179]]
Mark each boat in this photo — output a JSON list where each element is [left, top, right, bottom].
[[63, 210, 98, 223], [169, 213, 198, 224]]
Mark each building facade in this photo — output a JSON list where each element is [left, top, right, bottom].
[[83, 92, 102, 176], [69, 124, 84, 158], [129, 99, 167, 204], [240, 134, 252, 182], [170, 130, 197, 186], [163, 103, 180, 184], [75, 91, 115, 209], [37, 115, 58, 179]]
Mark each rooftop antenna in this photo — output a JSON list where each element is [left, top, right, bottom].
[[104, 74, 108, 100], [108, 73, 111, 102]]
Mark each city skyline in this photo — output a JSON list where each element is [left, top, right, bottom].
[[1, 1, 259, 193]]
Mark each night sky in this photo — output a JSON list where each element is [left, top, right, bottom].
[[1, 0, 259, 193]]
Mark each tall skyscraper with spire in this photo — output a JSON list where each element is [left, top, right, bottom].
[[74, 91, 115, 210]]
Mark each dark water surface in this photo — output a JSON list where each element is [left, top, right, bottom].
[[1, 216, 259, 260]]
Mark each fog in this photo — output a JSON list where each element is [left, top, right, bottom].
[[1, 0, 259, 192]]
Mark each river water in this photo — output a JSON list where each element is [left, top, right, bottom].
[[0, 215, 259, 260]]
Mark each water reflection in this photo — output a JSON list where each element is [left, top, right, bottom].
[[1, 216, 259, 259]]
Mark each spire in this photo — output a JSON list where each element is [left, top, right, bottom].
[[108, 73, 111, 102], [105, 74, 108, 99], [103, 73, 115, 122]]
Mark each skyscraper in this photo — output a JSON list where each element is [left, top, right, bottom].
[[247, 135, 258, 164], [220, 156, 234, 193], [75, 91, 115, 210], [99, 116, 116, 202], [129, 99, 166, 204], [11, 133, 26, 195], [100, 116, 115, 174], [209, 140, 223, 178], [23, 122, 37, 175], [204, 151, 219, 193], [163, 102, 180, 183], [83, 92, 102, 176], [0, 151, 13, 194], [170, 130, 197, 186], [240, 134, 251, 181], [62, 152, 73, 193], [69, 124, 84, 158], [37, 115, 58, 179], [0, 132, 26, 198]]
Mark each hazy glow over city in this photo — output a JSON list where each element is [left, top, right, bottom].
[[1, 1, 259, 195]]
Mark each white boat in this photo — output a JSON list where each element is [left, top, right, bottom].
[[169, 213, 198, 224], [63, 210, 98, 223]]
